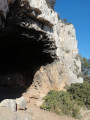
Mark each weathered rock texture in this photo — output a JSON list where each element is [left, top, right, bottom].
[[16, 97, 26, 110], [0, 99, 16, 112], [0, 97, 26, 111], [0, 0, 83, 96]]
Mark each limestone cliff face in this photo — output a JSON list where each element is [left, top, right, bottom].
[[59, 23, 83, 83], [0, 0, 83, 95]]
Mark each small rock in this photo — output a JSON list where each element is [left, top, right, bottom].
[[0, 99, 16, 112], [25, 97, 30, 103], [36, 94, 45, 107], [16, 97, 26, 110], [78, 77, 83, 83], [36, 100, 44, 107]]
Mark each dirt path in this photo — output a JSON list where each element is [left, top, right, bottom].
[[0, 98, 76, 120], [26, 98, 76, 120], [0, 97, 90, 120]]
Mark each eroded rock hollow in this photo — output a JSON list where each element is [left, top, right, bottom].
[[0, 0, 83, 98]]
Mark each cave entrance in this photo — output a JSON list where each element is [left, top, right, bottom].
[[0, 26, 57, 101]]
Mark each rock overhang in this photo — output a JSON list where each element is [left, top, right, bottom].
[[0, 0, 58, 62], [0, 0, 83, 96], [0, 0, 59, 89]]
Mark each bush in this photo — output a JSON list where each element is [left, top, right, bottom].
[[84, 75, 90, 83], [40, 90, 80, 118], [67, 82, 90, 109], [41, 82, 90, 119]]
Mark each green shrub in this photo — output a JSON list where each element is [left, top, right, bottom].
[[41, 82, 90, 119], [67, 82, 90, 109], [40, 90, 80, 118], [77, 72, 83, 78], [84, 75, 90, 83], [66, 23, 72, 25]]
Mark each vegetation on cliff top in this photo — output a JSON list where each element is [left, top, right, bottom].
[[45, 0, 72, 25], [46, 0, 56, 9]]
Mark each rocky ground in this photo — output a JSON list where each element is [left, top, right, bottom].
[[0, 98, 75, 120], [0, 86, 90, 120], [0, 97, 90, 120]]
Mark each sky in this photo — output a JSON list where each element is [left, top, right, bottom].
[[55, 0, 90, 59]]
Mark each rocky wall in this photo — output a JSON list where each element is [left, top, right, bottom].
[[0, 0, 83, 97]]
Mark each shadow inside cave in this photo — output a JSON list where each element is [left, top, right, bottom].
[[0, 25, 56, 102]]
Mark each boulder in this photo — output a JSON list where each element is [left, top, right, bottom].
[[0, 99, 16, 112], [16, 97, 26, 110]]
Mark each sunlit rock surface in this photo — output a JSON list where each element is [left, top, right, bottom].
[[0, 0, 83, 96]]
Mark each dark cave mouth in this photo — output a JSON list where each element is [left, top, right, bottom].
[[0, 27, 57, 88]]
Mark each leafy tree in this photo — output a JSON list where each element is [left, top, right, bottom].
[[80, 56, 90, 82], [81, 57, 88, 75], [88, 59, 90, 68], [46, 0, 56, 9], [81, 57, 88, 68]]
